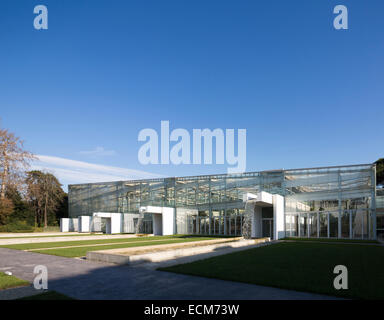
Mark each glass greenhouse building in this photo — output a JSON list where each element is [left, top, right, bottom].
[[68, 163, 383, 240]]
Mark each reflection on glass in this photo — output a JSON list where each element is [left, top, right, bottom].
[[352, 210, 368, 239], [299, 214, 308, 237], [309, 213, 318, 237], [319, 213, 328, 237], [341, 211, 350, 238], [329, 213, 338, 237]]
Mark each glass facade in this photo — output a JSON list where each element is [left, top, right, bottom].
[[68, 163, 378, 239]]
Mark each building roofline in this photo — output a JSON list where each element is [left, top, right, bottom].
[[68, 163, 375, 188]]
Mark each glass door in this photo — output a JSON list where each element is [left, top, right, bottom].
[[262, 218, 273, 239]]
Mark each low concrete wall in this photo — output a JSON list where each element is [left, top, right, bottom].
[[87, 237, 270, 266]]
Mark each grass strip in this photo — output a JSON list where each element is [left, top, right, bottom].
[[283, 237, 379, 244], [0, 235, 186, 250], [32, 237, 217, 257], [160, 242, 384, 300], [0, 272, 29, 290], [26, 237, 210, 251]]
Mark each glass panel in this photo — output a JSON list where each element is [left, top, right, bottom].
[[309, 213, 318, 237], [341, 211, 350, 238], [285, 215, 291, 237], [262, 220, 272, 238], [362, 210, 368, 239], [377, 214, 384, 229], [291, 215, 298, 236], [224, 216, 229, 235], [329, 213, 338, 237], [299, 214, 308, 237], [319, 213, 328, 237], [352, 210, 367, 239]]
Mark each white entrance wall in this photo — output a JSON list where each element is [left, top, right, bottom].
[[60, 218, 79, 232], [61, 218, 79, 232], [141, 206, 175, 236], [153, 213, 163, 235], [60, 218, 70, 232], [78, 216, 91, 233], [93, 212, 122, 234], [244, 191, 285, 240], [61, 213, 143, 234]]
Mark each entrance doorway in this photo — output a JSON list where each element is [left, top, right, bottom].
[[100, 217, 111, 234], [262, 218, 273, 239], [153, 213, 163, 235]]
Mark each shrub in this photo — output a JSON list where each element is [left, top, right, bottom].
[[0, 220, 34, 233]]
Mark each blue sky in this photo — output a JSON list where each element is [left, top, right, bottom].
[[1, 0, 383, 190]]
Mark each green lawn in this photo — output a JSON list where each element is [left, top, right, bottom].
[[0, 235, 182, 250], [0, 272, 29, 290], [1, 235, 222, 257], [283, 237, 379, 244], [32, 237, 219, 257], [160, 242, 384, 299], [18, 291, 73, 300]]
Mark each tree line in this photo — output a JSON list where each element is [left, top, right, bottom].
[[0, 126, 67, 232]]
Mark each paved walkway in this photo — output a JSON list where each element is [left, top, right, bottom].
[[0, 234, 139, 245], [0, 232, 77, 238], [0, 285, 42, 300], [0, 248, 340, 300]]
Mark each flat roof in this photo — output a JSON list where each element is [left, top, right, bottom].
[[68, 163, 375, 188]]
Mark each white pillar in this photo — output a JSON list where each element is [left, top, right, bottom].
[[78, 216, 91, 233], [153, 214, 163, 235], [110, 213, 122, 234], [162, 207, 175, 235], [273, 194, 285, 240], [60, 218, 69, 232]]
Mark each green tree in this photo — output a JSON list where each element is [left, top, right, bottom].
[[375, 158, 384, 185], [26, 171, 66, 227], [0, 198, 13, 225], [5, 186, 34, 225]]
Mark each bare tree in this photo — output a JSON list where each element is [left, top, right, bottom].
[[0, 126, 34, 224], [0, 127, 35, 200]]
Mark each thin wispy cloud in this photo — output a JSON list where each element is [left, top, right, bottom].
[[79, 146, 117, 157], [31, 155, 164, 190]]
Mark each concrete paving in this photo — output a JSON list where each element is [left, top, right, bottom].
[[0, 248, 340, 300], [0, 234, 139, 245], [0, 285, 43, 300], [0, 232, 82, 238]]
